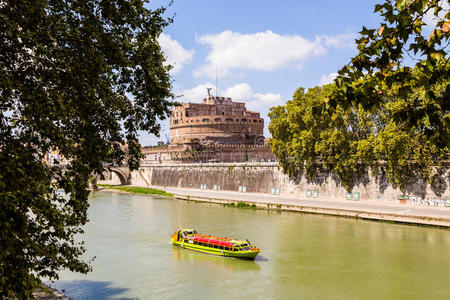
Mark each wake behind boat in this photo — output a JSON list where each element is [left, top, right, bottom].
[[171, 229, 260, 260]]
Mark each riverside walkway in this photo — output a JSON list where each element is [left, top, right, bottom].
[[134, 185, 450, 227]]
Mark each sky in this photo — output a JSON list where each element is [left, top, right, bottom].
[[138, 0, 385, 145]]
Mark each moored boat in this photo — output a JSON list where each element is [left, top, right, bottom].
[[171, 229, 260, 259]]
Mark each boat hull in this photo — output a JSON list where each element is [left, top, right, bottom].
[[172, 241, 259, 260]]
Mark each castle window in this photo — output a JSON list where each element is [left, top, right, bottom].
[[236, 119, 239, 122], [259, 120, 262, 123], [202, 118, 210, 123], [221, 112, 224, 115], [225, 118, 233, 122], [253, 119, 257, 123], [185, 111, 189, 117], [173, 119, 178, 124], [241, 118, 247, 122], [214, 118, 221, 122]]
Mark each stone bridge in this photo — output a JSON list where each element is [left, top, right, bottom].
[[101, 166, 131, 185]]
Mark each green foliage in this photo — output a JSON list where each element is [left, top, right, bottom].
[[224, 201, 257, 209], [269, 80, 448, 190], [269, 0, 449, 191], [97, 184, 173, 197], [0, 1, 174, 298], [334, 0, 449, 146]]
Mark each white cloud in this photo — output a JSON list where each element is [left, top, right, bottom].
[[158, 33, 195, 74], [223, 83, 254, 100], [223, 83, 282, 110], [194, 30, 326, 78], [320, 72, 338, 85], [179, 82, 282, 111], [178, 82, 216, 102], [320, 33, 357, 49], [193, 30, 358, 78], [251, 93, 282, 110]]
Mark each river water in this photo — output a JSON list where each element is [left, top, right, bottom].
[[49, 191, 450, 299]]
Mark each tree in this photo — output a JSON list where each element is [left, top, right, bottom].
[[269, 0, 449, 190], [332, 0, 449, 147], [269, 84, 377, 190], [332, 0, 450, 187], [0, 1, 174, 298]]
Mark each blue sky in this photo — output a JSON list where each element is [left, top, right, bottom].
[[139, 0, 385, 145]]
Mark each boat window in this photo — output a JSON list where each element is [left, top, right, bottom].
[[224, 247, 230, 251], [219, 246, 224, 250]]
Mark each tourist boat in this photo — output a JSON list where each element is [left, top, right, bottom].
[[171, 229, 260, 259]]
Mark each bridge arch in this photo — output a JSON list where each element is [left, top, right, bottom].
[[110, 169, 130, 185], [102, 167, 131, 185]]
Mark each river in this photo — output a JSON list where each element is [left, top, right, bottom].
[[49, 191, 450, 299]]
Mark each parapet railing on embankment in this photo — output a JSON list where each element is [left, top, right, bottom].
[[139, 162, 279, 168]]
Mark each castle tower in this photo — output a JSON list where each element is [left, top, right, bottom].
[[169, 96, 265, 145]]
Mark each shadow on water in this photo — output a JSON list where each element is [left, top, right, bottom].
[[254, 255, 269, 262], [47, 280, 134, 300]]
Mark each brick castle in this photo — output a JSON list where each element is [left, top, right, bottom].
[[142, 95, 275, 164]]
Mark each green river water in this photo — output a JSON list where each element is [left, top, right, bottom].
[[49, 191, 450, 299]]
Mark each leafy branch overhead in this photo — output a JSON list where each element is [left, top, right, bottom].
[[0, 0, 174, 298], [269, 0, 449, 190], [333, 0, 449, 146]]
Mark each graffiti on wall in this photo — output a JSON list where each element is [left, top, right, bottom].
[[407, 196, 446, 207]]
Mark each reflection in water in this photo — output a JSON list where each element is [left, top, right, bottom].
[[51, 192, 450, 300]]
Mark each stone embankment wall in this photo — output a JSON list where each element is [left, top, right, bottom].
[[100, 163, 450, 207]]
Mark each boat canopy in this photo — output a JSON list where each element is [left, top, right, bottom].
[[193, 237, 234, 247]]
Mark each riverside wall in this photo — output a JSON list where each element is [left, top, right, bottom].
[[99, 162, 450, 207]]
